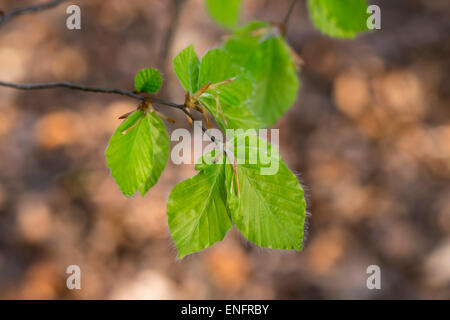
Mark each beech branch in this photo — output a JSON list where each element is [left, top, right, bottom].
[[0, 0, 70, 28], [283, 0, 298, 27], [0, 80, 214, 139], [160, 0, 186, 65], [0, 80, 184, 108]]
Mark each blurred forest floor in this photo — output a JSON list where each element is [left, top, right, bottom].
[[0, 0, 449, 299]]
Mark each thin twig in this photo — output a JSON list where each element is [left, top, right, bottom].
[[283, 0, 298, 27], [0, 0, 70, 28], [0, 80, 215, 140], [0, 80, 183, 109], [160, 0, 186, 66]]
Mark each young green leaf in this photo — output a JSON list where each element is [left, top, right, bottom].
[[307, 0, 369, 38], [167, 155, 232, 259], [199, 76, 265, 130], [198, 49, 265, 130], [225, 134, 306, 250], [134, 68, 163, 93], [105, 111, 169, 197], [227, 35, 299, 127], [206, 0, 242, 29], [223, 21, 270, 65], [198, 48, 238, 89], [173, 45, 200, 94], [138, 115, 171, 197]]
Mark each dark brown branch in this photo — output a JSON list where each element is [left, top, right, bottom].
[[160, 0, 186, 67], [283, 0, 298, 27], [0, 80, 184, 109], [0, 80, 214, 140], [0, 0, 70, 28]]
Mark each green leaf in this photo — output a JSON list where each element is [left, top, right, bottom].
[[173, 45, 200, 94], [224, 23, 300, 126], [106, 111, 169, 197], [134, 68, 162, 93], [223, 21, 271, 64], [200, 77, 265, 131], [233, 36, 299, 126], [138, 115, 170, 196], [206, 0, 242, 29], [223, 21, 269, 66], [167, 154, 232, 259], [225, 134, 306, 250], [224, 36, 261, 67], [307, 0, 369, 38], [198, 49, 238, 89], [197, 49, 265, 130]]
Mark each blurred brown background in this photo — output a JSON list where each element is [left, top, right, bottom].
[[0, 0, 449, 299]]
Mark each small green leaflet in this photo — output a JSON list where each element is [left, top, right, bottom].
[[167, 154, 232, 259], [105, 110, 169, 197], [134, 68, 163, 93], [307, 0, 370, 38], [206, 0, 242, 29], [224, 25, 299, 127], [167, 134, 306, 258], [173, 46, 265, 130]]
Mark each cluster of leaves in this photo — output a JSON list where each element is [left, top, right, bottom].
[[168, 137, 306, 258], [105, 0, 370, 258]]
